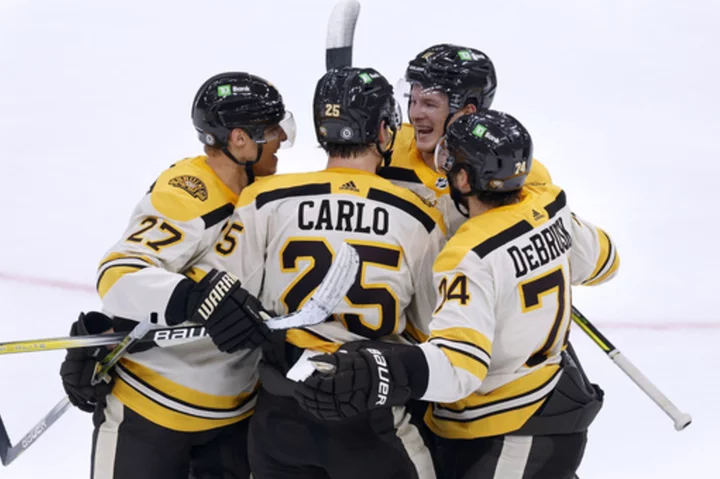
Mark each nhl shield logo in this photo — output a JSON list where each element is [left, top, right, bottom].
[[435, 177, 448, 189]]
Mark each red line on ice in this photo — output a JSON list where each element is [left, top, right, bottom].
[[0, 271, 717, 331]]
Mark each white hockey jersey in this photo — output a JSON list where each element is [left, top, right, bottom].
[[216, 167, 447, 353], [97, 156, 259, 432], [380, 124, 554, 236], [417, 183, 620, 439]]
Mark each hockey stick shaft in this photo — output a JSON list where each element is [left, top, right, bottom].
[[325, 0, 361, 70], [571, 306, 692, 431], [0, 243, 360, 357], [0, 244, 359, 466], [0, 319, 152, 466]]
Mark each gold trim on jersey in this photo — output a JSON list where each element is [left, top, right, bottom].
[[425, 364, 562, 439], [583, 228, 620, 286], [285, 327, 343, 353], [96, 252, 155, 298], [403, 319, 429, 344], [150, 156, 239, 223], [112, 358, 257, 432], [384, 125, 449, 196], [183, 266, 209, 283], [429, 327, 492, 381]]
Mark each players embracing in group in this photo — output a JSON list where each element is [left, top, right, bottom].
[[61, 43, 619, 479]]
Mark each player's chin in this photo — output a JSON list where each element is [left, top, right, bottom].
[[415, 135, 439, 154]]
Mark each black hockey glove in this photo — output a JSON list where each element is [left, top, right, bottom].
[[294, 341, 429, 421], [166, 269, 271, 352], [59, 312, 115, 413]]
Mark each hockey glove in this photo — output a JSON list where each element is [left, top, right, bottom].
[[166, 269, 271, 352], [294, 341, 429, 421], [59, 312, 115, 413]]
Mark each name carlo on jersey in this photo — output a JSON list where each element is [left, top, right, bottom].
[[299, 199, 390, 236]]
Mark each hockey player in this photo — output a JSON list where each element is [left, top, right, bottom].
[[214, 66, 445, 478], [382, 44, 553, 236], [59, 72, 295, 478], [296, 110, 618, 479]]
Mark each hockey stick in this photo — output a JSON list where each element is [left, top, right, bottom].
[[0, 242, 361, 357], [326, 0, 361, 70], [0, 243, 360, 466], [571, 306, 692, 431], [0, 319, 154, 466]]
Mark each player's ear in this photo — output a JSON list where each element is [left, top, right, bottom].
[[228, 128, 250, 149], [448, 103, 477, 127], [452, 167, 472, 194]]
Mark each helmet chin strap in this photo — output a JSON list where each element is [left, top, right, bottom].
[[375, 126, 398, 168], [221, 144, 264, 185]]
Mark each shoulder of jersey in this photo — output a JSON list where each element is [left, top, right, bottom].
[[526, 158, 552, 186], [150, 156, 236, 224], [387, 123, 416, 169], [237, 169, 446, 236], [434, 183, 567, 273]]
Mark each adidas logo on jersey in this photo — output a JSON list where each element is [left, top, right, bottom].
[[532, 209, 545, 221], [339, 180, 360, 192]]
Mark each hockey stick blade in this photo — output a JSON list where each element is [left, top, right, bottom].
[[0, 319, 152, 466], [264, 242, 359, 330], [325, 0, 361, 70], [0, 246, 359, 355]]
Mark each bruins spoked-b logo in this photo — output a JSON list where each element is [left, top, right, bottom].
[[169, 175, 209, 201]]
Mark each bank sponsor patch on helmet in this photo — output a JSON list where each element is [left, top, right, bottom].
[[472, 124, 487, 138], [169, 175, 209, 201], [217, 85, 232, 97], [359, 72, 374, 84]]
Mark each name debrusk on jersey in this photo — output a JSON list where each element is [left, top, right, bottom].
[[415, 184, 620, 439]]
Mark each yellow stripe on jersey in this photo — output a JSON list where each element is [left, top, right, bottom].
[[582, 228, 620, 286], [183, 266, 209, 283], [97, 252, 156, 298], [118, 358, 250, 409], [285, 329, 343, 354], [150, 156, 238, 223], [585, 253, 620, 286], [404, 320, 429, 343], [236, 167, 446, 236], [437, 345, 489, 381], [112, 380, 254, 432], [430, 327, 492, 358], [98, 252, 156, 270], [585, 228, 611, 281], [425, 364, 561, 439], [429, 327, 492, 381]]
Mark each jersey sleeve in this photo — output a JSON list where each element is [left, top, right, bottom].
[[404, 226, 446, 341], [569, 213, 620, 286], [417, 247, 495, 403]]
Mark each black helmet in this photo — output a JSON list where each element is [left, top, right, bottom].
[[405, 44, 497, 112], [436, 110, 533, 193], [314, 67, 401, 162], [192, 72, 286, 148]]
